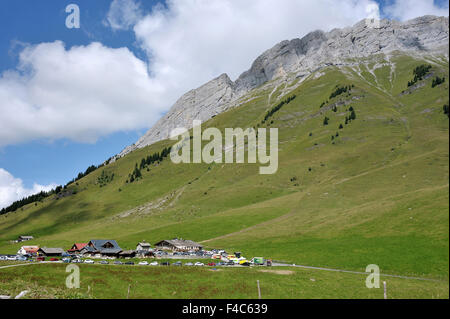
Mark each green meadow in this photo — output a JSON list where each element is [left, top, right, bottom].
[[0, 262, 447, 299]]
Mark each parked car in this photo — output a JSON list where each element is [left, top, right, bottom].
[[17, 256, 27, 261], [194, 262, 204, 266], [239, 260, 251, 266], [148, 261, 158, 266], [226, 261, 235, 266], [49, 258, 59, 262], [185, 262, 194, 266], [161, 261, 170, 266], [125, 261, 134, 265], [62, 257, 71, 263], [207, 262, 216, 267], [99, 260, 109, 264], [84, 259, 94, 264], [173, 261, 182, 266], [36, 257, 45, 262], [72, 259, 82, 263], [138, 261, 149, 266], [114, 260, 123, 265], [217, 262, 226, 266], [6, 256, 17, 261]]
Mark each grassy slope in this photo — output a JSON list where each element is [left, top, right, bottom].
[[0, 53, 448, 285]]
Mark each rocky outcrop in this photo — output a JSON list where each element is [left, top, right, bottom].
[[116, 15, 449, 158], [118, 73, 235, 157]]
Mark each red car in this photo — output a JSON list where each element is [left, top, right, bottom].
[[49, 258, 59, 261], [36, 257, 45, 261], [207, 262, 216, 267]]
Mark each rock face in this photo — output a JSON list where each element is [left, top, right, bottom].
[[118, 73, 235, 157], [116, 15, 449, 158]]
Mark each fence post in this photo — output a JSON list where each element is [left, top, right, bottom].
[[383, 281, 387, 299], [257, 280, 261, 299]]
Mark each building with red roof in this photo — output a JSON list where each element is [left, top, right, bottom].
[[67, 243, 88, 254]]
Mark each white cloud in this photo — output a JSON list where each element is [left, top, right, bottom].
[[0, 168, 57, 209], [383, 0, 449, 21], [105, 0, 143, 30], [0, 41, 167, 146]]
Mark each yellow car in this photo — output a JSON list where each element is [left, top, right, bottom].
[[239, 259, 251, 266]]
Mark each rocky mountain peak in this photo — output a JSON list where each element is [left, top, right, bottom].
[[115, 15, 449, 159]]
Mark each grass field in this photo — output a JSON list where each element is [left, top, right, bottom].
[[0, 262, 447, 299], [0, 52, 448, 298]]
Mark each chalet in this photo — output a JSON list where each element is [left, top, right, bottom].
[[67, 243, 88, 254], [17, 235, 34, 242], [17, 246, 39, 256], [154, 238, 203, 252], [136, 241, 152, 252], [80, 239, 122, 258], [37, 247, 65, 257]]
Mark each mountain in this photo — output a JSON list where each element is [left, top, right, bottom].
[[0, 15, 448, 284], [116, 15, 448, 158]]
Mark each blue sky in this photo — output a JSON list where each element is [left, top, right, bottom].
[[0, 0, 448, 209]]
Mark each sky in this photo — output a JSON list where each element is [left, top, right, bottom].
[[0, 0, 448, 209]]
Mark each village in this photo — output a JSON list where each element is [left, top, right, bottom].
[[0, 235, 271, 267]]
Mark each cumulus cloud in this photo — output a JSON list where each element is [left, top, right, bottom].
[[105, 0, 143, 30], [0, 41, 167, 146], [0, 168, 57, 209], [383, 0, 449, 21]]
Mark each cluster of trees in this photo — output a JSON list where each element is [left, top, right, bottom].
[[319, 84, 354, 109], [97, 170, 114, 187], [326, 107, 357, 143], [66, 164, 100, 187], [329, 84, 354, 99], [1, 160, 108, 215], [261, 95, 296, 124], [0, 189, 56, 215], [432, 76, 445, 88], [407, 64, 431, 87], [345, 106, 357, 124], [127, 146, 172, 183], [444, 104, 449, 117]]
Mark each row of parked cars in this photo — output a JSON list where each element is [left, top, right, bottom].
[[60, 258, 244, 267], [0, 255, 28, 261]]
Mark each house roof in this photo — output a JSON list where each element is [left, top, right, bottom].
[[68, 243, 88, 252], [20, 246, 39, 253], [19, 236, 33, 239], [86, 239, 122, 254], [155, 239, 203, 248], [137, 242, 151, 247], [39, 247, 65, 254]]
